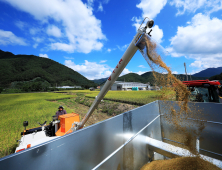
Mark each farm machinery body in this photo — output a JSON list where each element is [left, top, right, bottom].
[[6, 18, 222, 170], [15, 113, 80, 152], [182, 79, 221, 103]]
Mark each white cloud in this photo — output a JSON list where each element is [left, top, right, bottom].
[[50, 43, 75, 53], [162, 71, 178, 74], [189, 55, 222, 69], [107, 48, 111, 52], [32, 37, 44, 48], [33, 37, 44, 43], [46, 25, 62, 37], [132, 20, 164, 43], [150, 25, 164, 43], [0, 29, 27, 46], [103, 0, 110, 3], [33, 44, 38, 48], [172, 71, 178, 74], [120, 68, 132, 77], [29, 28, 40, 35], [117, 44, 129, 51], [65, 60, 112, 80], [98, 3, 103, 11], [138, 65, 146, 68], [39, 54, 49, 58], [170, 0, 222, 16], [136, 0, 167, 19], [4, 0, 106, 53], [15, 21, 27, 30], [100, 60, 107, 63], [87, 0, 94, 9], [169, 13, 222, 69], [65, 59, 136, 79], [190, 60, 202, 68], [64, 56, 74, 59], [190, 68, 204, 75], [132, 0, 165, 43], [136, 71, 146, 75]]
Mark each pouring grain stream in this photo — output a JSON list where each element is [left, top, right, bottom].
[[137, 34, 217, 169]]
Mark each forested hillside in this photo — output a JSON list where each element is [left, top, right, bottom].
[[0, 50, 96, 90], [209, 72, 222, 80], [115, 72, 207, 85], [193, 67, 222, 77]]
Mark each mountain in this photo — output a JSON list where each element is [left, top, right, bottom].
[[96, 71, 208, 86], [92, 77, 108, 85], [0, 49, 96, 88], [209, 72, 222, 81], [116, 71, 208, 85], [193, 67, 222, 77], [117, 73, 145, 83]]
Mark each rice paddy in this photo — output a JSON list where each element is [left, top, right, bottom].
[[0, 89, 164, 158], [0, 92, 75, 158], [85, 90, 162, 105]]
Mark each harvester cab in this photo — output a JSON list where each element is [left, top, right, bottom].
[[182, 79, 221, 103], [15, 113, 80, 152]]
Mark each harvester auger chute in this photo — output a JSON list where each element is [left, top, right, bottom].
[[75, 18, 155, 131]]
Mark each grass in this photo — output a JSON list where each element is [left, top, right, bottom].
[[0, 92, 75, 158]]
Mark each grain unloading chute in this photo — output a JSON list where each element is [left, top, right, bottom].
[[74, 18, 155, 131]]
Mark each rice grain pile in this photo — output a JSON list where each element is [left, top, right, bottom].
[[141, 157, 221, 170]]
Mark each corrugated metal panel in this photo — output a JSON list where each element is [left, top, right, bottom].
[[159, 101, 222, 160]]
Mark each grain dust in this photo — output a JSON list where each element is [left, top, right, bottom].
[[139, 34, 214, 168]]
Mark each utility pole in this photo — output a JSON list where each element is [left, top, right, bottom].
[[184, 62, 188, 81]]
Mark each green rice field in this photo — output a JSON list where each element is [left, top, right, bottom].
[[0, 92, 75, 158], [0, 90, 165, 158], [85, 90, 162, 105]]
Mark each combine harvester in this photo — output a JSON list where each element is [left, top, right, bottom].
[[1, 18, 222, 170], [182, 79, 221, 103]]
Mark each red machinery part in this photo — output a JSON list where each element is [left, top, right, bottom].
[[182, 79, 221, 87], [16, 148, 25, 153]]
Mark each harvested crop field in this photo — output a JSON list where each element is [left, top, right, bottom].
[[70, 90, 171, 105]]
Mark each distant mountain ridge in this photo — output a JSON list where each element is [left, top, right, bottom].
[[0, 49, 96, 88], [209, 72, 222, 81], [93, 71, 207, 85], [92, 77, 108, 85], [193, 67, 222, 77]]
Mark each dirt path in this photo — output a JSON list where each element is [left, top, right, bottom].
[[54, 97, 138, 127]]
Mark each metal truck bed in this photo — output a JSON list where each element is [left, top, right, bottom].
[[0, 100, 222, 170]]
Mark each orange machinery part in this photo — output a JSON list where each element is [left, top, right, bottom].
[[55, 113, 80, 136]]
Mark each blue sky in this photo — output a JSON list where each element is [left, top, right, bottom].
[[0, 0, 222, 80]]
